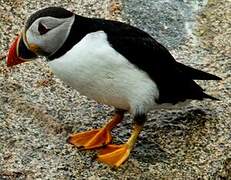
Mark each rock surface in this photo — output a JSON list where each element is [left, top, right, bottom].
[[122, 0, 208, 49], [0, 0, 230, 179]]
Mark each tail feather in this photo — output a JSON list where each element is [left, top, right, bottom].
[[202, 92, 219, 101], [176, 62, 222, 80]]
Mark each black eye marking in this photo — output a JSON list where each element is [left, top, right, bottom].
[[38, 22, 50, 35]]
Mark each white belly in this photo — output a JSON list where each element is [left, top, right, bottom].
[[48, 31, 159, 114]]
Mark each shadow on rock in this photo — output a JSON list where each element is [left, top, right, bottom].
[[149, 108, 208, 135], [133, 140, 170, 164], [131, 108, 210, 164]]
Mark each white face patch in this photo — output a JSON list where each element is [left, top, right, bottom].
[[48, 31, 160, 115], [26, 15, 75, 56]]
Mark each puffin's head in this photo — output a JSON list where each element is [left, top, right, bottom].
[[7, 7, 75, 67]]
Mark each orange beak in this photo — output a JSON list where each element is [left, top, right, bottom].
[[7, 35, 25, 67], [6, 34, 37, 67]]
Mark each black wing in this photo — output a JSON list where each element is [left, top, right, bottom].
[[106, 35, 219, 104]]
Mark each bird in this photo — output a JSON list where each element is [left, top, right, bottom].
[[6, 7, 221, 168]]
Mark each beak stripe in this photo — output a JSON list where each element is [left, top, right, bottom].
[[17, 34, 37, 60]]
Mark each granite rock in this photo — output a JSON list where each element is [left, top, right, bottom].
[[0, 0, 230, 179]]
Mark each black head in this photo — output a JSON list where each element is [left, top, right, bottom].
[[25, 7, 73, 30], [7, 7, 76, 66]]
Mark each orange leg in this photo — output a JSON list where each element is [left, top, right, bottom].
[[67, 111, 124, 149], [97, 121, 143, 168]]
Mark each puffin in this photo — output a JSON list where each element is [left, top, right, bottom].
[[6, 7, 221, 168]]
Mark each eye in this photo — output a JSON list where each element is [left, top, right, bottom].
[[38, 22, 50, 35]]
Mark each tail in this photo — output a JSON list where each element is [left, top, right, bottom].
[[176, 62, 222, 80], [176, 62, 221, 101]]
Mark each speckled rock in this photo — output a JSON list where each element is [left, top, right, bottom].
[[0, 0, 230, 179]]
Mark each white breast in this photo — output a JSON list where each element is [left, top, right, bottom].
[[48, 31, 159, 115]]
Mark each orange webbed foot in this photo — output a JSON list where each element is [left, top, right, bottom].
[[68, 111, 124, 150], [96, 121, 144, 168], [97, 144, 131, 168], [67, 128, 112, 149]]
